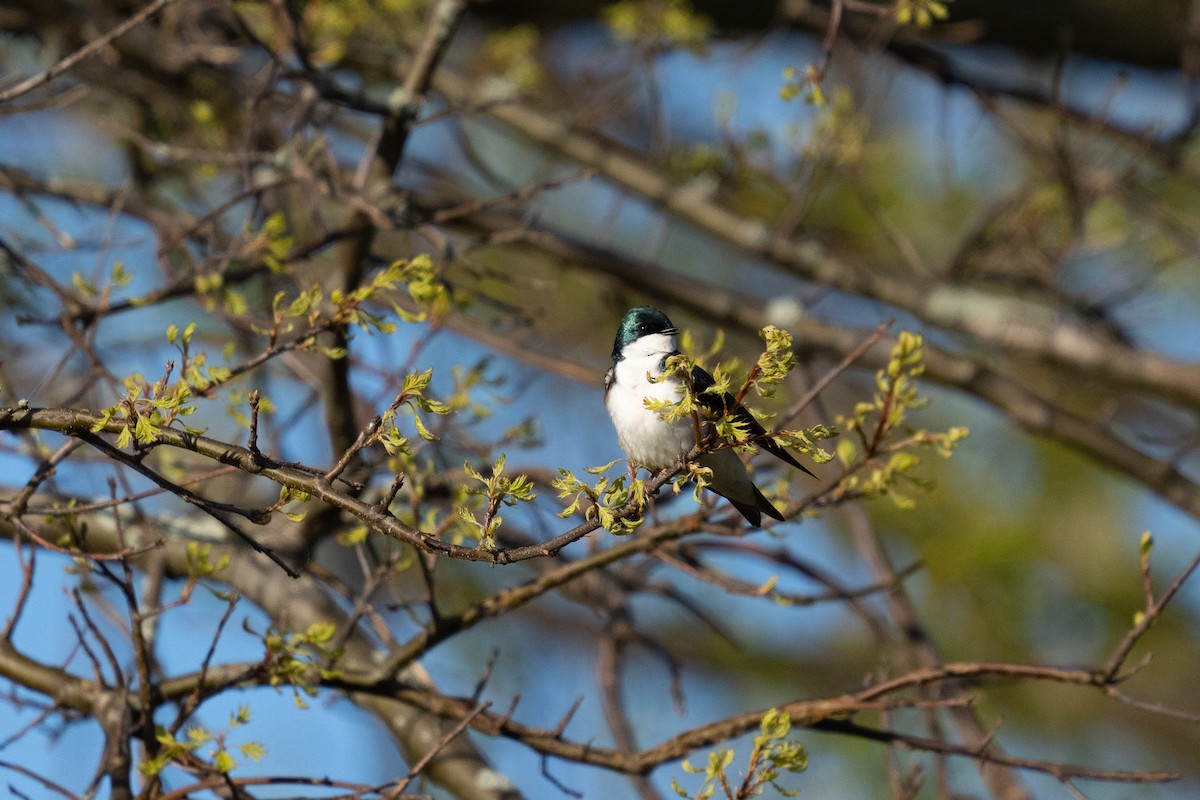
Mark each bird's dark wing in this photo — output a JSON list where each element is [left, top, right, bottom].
[[690, 365, 815, 477], [703, 479, 786, 527]]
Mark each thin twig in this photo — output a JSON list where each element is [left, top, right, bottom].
[[388, 702, 492, 797], [0, 0, 176, 104], [76, 431, 299, 578], [1101, 547, 1200, 681], [781, 317, 895, 427]]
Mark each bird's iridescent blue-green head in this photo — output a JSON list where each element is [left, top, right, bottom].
[[611, 306, 677, 361]]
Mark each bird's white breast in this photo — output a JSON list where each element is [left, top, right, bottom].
[[605, 333, 695, 469]]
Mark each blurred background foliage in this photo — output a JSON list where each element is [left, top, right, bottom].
[[2, 0, 1200, 798]]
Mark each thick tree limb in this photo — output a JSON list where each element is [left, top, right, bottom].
[[432, 68, 1200, 412]]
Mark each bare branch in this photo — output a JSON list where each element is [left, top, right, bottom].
[[0, 0, 176, 104]]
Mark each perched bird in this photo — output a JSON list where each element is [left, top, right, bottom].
[[604, 305, 813, 526]]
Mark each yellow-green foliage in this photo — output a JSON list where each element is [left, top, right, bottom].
[[603, 0, 712, 51], [262, 622, 344, 709], [836, 331, 969, 508], [457, 455, 538, 548], [895, 0, 951, 27], [672, 708, 807, 798], [139, 707, 264, 778]]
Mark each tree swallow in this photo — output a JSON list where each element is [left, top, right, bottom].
[[604, 305, 814, 527]]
